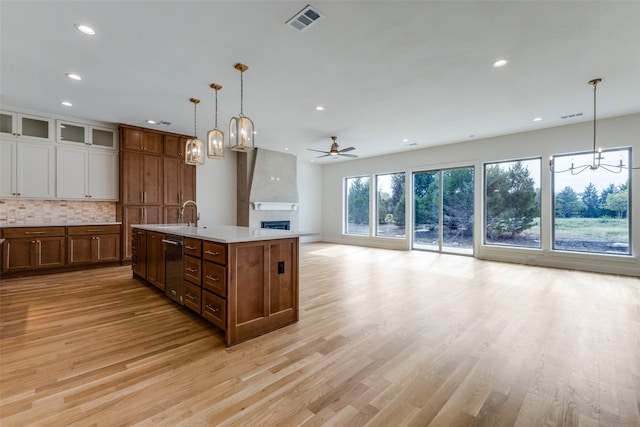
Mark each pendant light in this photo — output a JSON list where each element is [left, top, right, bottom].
[[207, 83, 224, 159], [185, 98, 205, 166], [229, 63, 255, 152], [549, 78, 639, 174]]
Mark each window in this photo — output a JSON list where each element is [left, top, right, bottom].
[[376, 172, 405, 238], [484, 158, 541, 248], [413, 167, 474, 254], [552, 148, 631, 255], [345, 176, 370, 235]]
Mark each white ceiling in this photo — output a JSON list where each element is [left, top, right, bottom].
[[2, 1, 640, 163]]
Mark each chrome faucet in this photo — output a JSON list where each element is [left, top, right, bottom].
[[180, 200, 200, 227]]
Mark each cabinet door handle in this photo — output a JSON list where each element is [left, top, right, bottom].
[[87, 229, 104, 232], [25, 231, 46, 235], [205, 304, 219, 313], [142, 207, 146, 220], [205, 274, 220, 282], [205, 250, 219, 256], [142, 191, 147, 203]]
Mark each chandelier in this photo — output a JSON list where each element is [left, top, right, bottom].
[[229, 63, 255, 152], [207, 83, 224, 159], [549, 78, 638, 174], [185, 98, 205, 165]]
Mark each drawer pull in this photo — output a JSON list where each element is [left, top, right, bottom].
[[205, 304, 220, 313], [205, 250, 219, 256], [25, 231, 46, 235], [205, 274, 220, 282], [185, 245, 197, 250], [86, 229, 104, 232], [186, 267, 197, 273], [185, 292, 196, 301]]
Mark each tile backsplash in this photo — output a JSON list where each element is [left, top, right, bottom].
[[0, 200, 116, 224]]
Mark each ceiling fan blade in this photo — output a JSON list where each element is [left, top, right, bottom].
[[308, 148, 330, 154], [316, 154, 331, 158], [339, 153, 359, 158], [339, 146, 356, 153]]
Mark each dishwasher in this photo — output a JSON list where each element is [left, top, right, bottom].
[[163, 234, 184, 305]]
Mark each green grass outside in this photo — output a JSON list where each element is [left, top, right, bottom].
[[554, 217, 628, 241]]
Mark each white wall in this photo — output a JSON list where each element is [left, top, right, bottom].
[[196, 150, 238, 228], [319, 113, 640, 276], [297, 160, 323, 242]]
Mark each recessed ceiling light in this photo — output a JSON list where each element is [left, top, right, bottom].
[[284, 147, 289, 151], [533, 117, 542, 122], [74, 24, 95, 35], [315, 106, 324, 111], [402, 139, 409, 142], [493, 59, 508, 68], [146, 120, 157, 125], [60, 101, 72, 107], [66, 73, 82, 81]]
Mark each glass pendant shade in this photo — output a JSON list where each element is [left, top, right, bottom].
[[229, 63, 255, 152], [185, 137, 205, 165], [207, 83, 224, 159], [229, 115, 254, 152], [207, 129, 224, 159], [185, 97, 205, 165]]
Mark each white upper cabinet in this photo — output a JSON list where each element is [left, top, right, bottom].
[[57, 120, 117, 150], [0, 110, 54, 142], [0, 139, 55, 198], [57, 146, 118, 200]]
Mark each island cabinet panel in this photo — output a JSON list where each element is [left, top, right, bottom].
[[226, 238, 299, 346], [146, 231, 165, 291], [131, 229, 147, 279]]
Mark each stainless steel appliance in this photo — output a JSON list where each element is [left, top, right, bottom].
[[163, 234, 184, 305]]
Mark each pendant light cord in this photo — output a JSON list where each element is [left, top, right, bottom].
[[193, 101, 198, 138], [215, 88, 219, 128], [240, 71, 244, 116]]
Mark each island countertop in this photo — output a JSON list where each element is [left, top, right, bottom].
[[130, 224, 313, 243]]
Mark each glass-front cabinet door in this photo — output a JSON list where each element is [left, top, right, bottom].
[[0, 110, 53, 141]]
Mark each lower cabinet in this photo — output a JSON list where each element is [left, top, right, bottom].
[[2, 227, 66, 273], [1, 224, 121, 276], [131, 229, 147, 278], [67, 225, 120, 265]]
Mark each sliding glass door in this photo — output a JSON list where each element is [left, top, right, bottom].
[[413, 167, 474, 255]]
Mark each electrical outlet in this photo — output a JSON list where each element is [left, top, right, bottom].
[[278, 261, 285, 274]]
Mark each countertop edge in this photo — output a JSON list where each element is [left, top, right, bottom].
[[131, 224, 316, 244]]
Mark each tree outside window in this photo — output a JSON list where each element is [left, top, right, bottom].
[[484, 159, 541, 248], [345, 176, 370, 235], [376, 173, 405, 238]]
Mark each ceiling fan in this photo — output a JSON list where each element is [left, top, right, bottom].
[[308, 136, 358, 159]]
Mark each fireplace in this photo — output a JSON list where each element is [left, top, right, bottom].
[[261, 220, 290, 230]]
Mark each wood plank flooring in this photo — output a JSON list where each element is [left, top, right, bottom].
[[1, 242, 639, 426]]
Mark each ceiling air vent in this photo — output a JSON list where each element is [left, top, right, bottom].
[[286, 4, 324, 32], [157, 120, 172, 126], [560, 112, 584, 120]]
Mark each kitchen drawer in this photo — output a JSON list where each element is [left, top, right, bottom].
[[3, 227, 66, 238], [202, 290, 226, 330], [203, 261, 226, 297], [184, 281, 201, 314], [203, 241, 226, 265], [183, 237, 201, 258], [67, 225, 120, 235], [183, 254, 201, 285]]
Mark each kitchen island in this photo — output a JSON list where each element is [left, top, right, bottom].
[[131, 224, 307, 346]]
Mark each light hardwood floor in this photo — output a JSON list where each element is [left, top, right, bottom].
[[1, 243, 639, 426]]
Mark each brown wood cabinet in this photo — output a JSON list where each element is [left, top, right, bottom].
[[131, 227, 299, 346], [131, 229, 147, 278], [118, 124, 196, 261], [146, 231, 165, 291], [121, 127, 163, 154], [1, 225, 121, 276], [2, 227, 66, 273], [67, 225, 121, 265]]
